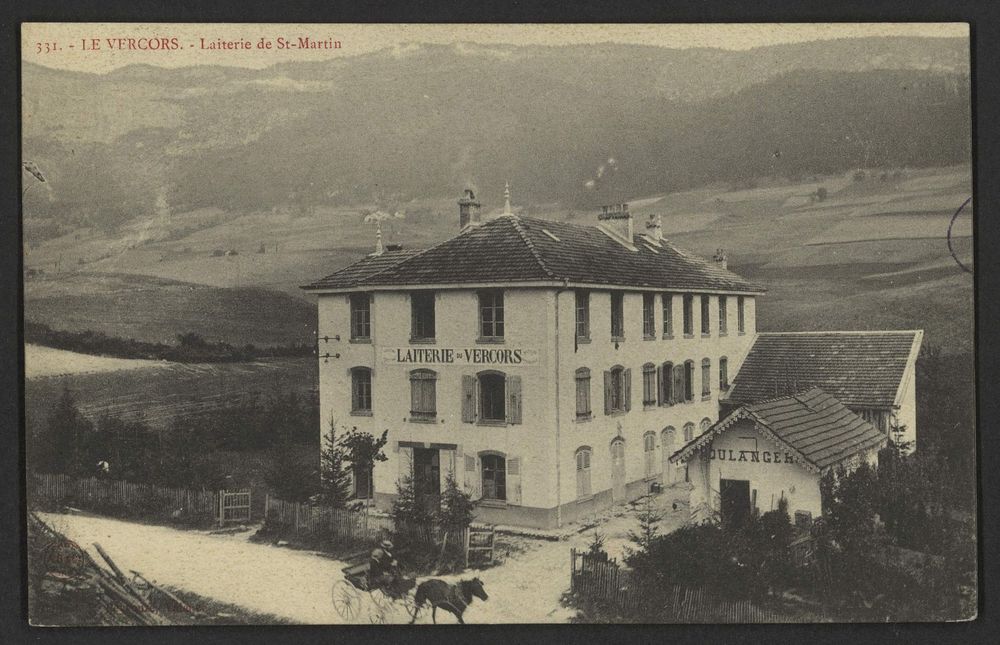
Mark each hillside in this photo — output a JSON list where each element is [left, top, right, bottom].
[[22, 37, 970, 235]]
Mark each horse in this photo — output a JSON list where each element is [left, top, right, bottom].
[[409, 577, 488, 624]]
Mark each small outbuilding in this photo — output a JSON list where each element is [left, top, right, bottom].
[[670, 387, 886, 526]]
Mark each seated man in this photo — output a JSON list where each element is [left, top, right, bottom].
[[368, 539, 398, 590]]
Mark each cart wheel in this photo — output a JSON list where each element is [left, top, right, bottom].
[[368, 590, 393, 624], [332, 580, 363, 622]]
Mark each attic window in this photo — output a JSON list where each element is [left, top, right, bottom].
[[542, 229, 560, 242]]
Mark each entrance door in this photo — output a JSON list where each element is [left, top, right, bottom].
[[610, 439, 626, 503], [719, 479, 751, 528], [413, 448, 441, 513]]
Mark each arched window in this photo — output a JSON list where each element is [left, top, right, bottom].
[[575, 368, 592, 419], [662, 426, 676, 480], [575, 446, 592, 499], [683, 421, 696, 443], [350, 366, 372, 413], [480, 453, 507, 501], [661, 361, 674, 405], [700, 417, 713, 434], [642, 362, 657, 406], [701, 358, 711, 398], [643, 431, 657, 477], [409, 369, 437, 419], [603, 365, 631, 414]]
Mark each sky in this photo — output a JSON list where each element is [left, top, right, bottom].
[[22, 22, 969, 74]]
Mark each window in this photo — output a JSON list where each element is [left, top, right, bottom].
[[643, 432, 656, 478], [642, 363, 657, 406], [684, 360, 695, 402], [462, 372, 522, 424], [575, 368, 592, 419], [719, 357, 729, 391], [642, 293, 655, 339], [662, 293, 673, 337], [611, 292, 625, 339], [701, 295, 711, 335], [409, 369, 437, 419], [479, 290, 505, 340], [351, 367, 372, 413], [683, 422, 696, 442], [575, 290, 590, 340], [700, 417, 713, 434], [672, 363, 685, 404], [738, 296, 746, 334], [719, 295, 728, 334], [683, 294, 693, 336], [481, 454, 507, 501], [701, 358, 711, 398], [350, 293, 371, 340], [603, 365, 631, 414], [410, 291, 435, 340], [661, 361, 674, 405], [575, 447, 592, 499], [479, 372, 506, 421]]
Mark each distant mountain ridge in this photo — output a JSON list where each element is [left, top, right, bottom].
[[22, 36, 970, 234]]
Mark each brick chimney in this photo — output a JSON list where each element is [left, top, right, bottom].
[[458, 189, 481, 229], [645, 213, 663, 243], [713, 248, 728, 271], [598, 203, 633, 242]]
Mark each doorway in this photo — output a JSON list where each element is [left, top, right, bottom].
[[719, 478, 751, 528], [610, 439, 626, 503], [413, 448, 441, 512]]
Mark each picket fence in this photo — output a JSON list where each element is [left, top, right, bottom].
[[264, 495, 396, 542], [30, 473, 220, 524], [570, 548, 796, 623]]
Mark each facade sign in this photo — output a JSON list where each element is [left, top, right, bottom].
[[382, 347, 539, 366], [708, 448, 796, 465]]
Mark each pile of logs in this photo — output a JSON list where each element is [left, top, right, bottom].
[[29, 512, 195, 626]]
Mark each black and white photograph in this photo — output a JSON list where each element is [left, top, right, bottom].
[[19, 22, 976, 625]]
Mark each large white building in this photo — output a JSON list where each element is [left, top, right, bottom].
[[302, 189, 922, 529]]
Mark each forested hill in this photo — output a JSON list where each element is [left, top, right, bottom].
[[22, 37, 969, 231]]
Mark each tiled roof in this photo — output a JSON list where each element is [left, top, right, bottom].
[[302, 249, 422, 290], [726, 331, 923, 410], [672, 388, 886, 472], [303, 215, 765, 293]]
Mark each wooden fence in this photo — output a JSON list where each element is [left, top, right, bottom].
[[29, 473, 221, 526], [570, 548, 796, 623]]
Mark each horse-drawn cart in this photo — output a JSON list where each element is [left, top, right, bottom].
[[331, 553, 417, 623]]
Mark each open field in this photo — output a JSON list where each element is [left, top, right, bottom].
[[24, 272, 316, 346], [24, 344, 174, 378], [25, 356, 316, 431]]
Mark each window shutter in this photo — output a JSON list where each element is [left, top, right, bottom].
[[507, 457, 522, 505], [656, 365, 663, 406], [603, 370, 612, 415], [624, 368, 632, 412], [507, 375, 522, 424], [673, 365, 684, 404], [463, 454, 482, 500], [461, 375, 476, 423], [397, 446, 413, 486]]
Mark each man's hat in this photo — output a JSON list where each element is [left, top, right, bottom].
[[380, 539, 393, 550]]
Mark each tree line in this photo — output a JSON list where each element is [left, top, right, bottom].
[[25, 321, 313, 363]]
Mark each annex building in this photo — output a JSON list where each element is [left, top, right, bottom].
[[303, 188, 922, 529]]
